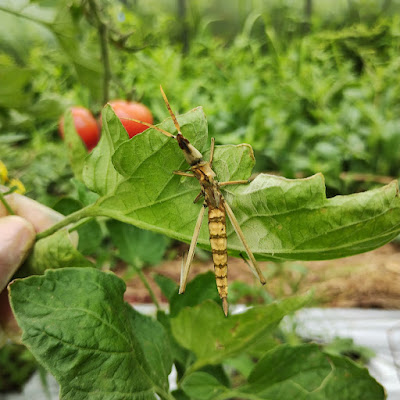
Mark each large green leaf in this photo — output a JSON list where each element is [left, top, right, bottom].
[[9, 268, 172, 400], [107, 219, 169, 267], [241, 343, 385, 399], [170, 294, 311, 372], [181, 344, 385, 400], [86, 106, 400, 261]]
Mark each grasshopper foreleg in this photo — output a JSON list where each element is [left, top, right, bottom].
[[224, 201, 266, 285], [193, 191, 204, 204], [179, 203, 206, 294], [173, 170, 195, 178], [209, 137, 215, 166], [219, 180, 249, 186]]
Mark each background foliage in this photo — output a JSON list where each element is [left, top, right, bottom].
[[1, 0, 400, 205]]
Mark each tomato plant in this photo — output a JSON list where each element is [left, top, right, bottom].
[[108, 100, 153, 138], [3, 98, 395, 400], [59, 107, 100, 151]]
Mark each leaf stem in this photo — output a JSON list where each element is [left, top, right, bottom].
[[88, 0, 111, 104], [68, 217, 94, 233], [0, 191, 15, 215], [132, 264, 160, 310], [156, 387, 175, 400], [36, 205, 97, 241], [214, 391, 262, 400]]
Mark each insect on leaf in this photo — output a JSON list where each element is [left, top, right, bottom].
[[87, 106, 400, 261]]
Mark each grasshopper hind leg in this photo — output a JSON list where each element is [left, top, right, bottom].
[[224, 201, 266, 285], [179, 204, 206, 294]]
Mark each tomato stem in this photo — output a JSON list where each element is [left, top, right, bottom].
[[67, 217, 94, 234], [132, 263, 161, 311], [88, 0, 111, 104], [36, 205, 97, 241]]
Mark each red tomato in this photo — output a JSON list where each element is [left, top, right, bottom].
[[59, 107, 100, 151], [108, 100, 153, 138]]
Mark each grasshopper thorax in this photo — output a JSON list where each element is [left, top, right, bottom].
[[191, 161, 222, 208]]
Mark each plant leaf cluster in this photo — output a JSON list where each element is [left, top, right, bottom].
[[1, 1, 400, 203], [60, 105, 400, 262], [9, 268, 385, 399]]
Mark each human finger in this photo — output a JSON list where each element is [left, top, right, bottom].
[[0, 215, 36, 293], [0, 188, 64, 233]]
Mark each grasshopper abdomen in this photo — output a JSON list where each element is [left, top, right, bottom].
[[208, 202, 229, 315]]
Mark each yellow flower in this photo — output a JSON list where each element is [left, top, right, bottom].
[[8, 178, 26, 195], [0, 161, 8, 183]]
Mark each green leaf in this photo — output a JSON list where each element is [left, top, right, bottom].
[[53, 198, 102, 256], [9, 268, 172, 400], [0, 65, 32, 108], [74, 219, 103, 256], [170, 293, 311, 371], [51, 6, 103, 100], [169, 271, 220, 317], [128, 308, 172, 393], [87, 107, 400, 261], [71, 178, 99, 206], [156, 310, 192, 370], [92, 107, 207, 223], [181, 344, 385, 400], [153, 274, 178, 302], [241, 344, 384, 399], [181, 372, 229, 400], [82, 105, 128, 196], [223, 353, 256, 379], [323, 337, 375, 365], [107, 219, 169, 267], [0, 2, 103, 99], [171, 389, 191, 400], [226, 174, 400, 261], [28, 93, 67, 121], [21, 230, 93, 276], [62, 109, 88, 181]]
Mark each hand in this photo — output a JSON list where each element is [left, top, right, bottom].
[[0, 188, 64, 344]]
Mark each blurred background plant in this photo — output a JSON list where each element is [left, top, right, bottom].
[[1, 0, 400, 203]]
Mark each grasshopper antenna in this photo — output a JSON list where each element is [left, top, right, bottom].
[[116, 115, 176, 139], [160, 85, 183, 134], [159, 85, 203, 165]]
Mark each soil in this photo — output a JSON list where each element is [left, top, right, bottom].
[[121, 242, 400, 309]]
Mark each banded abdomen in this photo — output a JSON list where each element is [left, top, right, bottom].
[[208, 201, 229, 315]]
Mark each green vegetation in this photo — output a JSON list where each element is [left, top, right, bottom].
[[9, 268, 384, 399], [1, 0, 400, 203], [1, 0, 399, 398], [0, 343, 37, 393]]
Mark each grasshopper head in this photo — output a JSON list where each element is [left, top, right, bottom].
[[176, 133, 203, 166]]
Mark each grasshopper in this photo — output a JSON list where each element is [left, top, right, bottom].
[[125, 87, 266, 315]]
